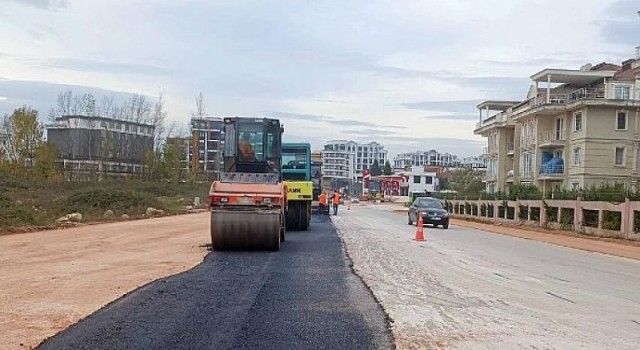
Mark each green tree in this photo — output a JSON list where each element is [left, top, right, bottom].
[[33, 142, 61, 180], [370, 159, 382, 176], [383, 160, 392, 175], [3, 106, 43, 166], [449, 168, 484, 194], [145, 149, 163, 181], [164, 143, 182, 182]]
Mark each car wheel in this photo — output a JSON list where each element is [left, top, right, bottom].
[[408, 214, 413, 225], [443, 222, 449, 229]]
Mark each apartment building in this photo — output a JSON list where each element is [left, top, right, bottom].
[[47, 115, 155, 177], [460, 155, 487, 171], [190, 116, 225, 178], [166, 136, 191, 172], [393, 150, 459, 169], [475, 58, 640, 194], [322, 140, 387, 177]]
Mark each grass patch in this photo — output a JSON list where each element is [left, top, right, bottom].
[[0, 194, 44, 228], [0, 178, 211, 229]]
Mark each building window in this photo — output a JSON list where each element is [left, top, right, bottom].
[[425, 176, 433, 185], [572, 147, 582, 166], [571, 182, 580, 191], [573, 112, 582, 132], [615, 147, 626, 166], [413, 176, 421, 184], [520, 153, 533, 177], [615, 85, 631, 100], [616, 111, 628, 130]]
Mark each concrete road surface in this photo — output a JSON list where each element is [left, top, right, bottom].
[[36, 215, 394, 350], [332, 204, 640, 350]]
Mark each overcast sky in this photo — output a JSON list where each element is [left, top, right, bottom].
[[0, 0, 638, 157]]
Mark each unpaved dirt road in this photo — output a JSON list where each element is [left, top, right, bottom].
[[0, 213, 210, 350], [333, 204, 640, 350]]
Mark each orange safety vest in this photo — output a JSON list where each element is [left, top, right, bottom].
[[333, 193, 341, 205], [319, 193, 327, 205]]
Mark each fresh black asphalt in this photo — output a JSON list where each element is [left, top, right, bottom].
[[36, 214, 395, 350]]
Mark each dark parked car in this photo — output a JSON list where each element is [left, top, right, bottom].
[[408, 197, 449, 229]]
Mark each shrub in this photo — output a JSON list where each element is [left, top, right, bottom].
[[602, 211, 621, 231], [0, 194, 40, 228], [546, 207, 558, 222], [509, 185, 542, 200], [561, 208, 574, 228], [63, 189, 162, 215], [582, 209, 598, 228], [506, 206, 515, 220], [518, 205, 528, 220], [530, 207, 541, 221]]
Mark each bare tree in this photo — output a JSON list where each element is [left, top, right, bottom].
[[101, 95, 115, 118], [56, 90, 73, 115], [151, 88, 167, 149], [47, 107, 57, 123], [193, 91, 207, 117], [71, 94, 84, 115], [127, 94, 152, 123]]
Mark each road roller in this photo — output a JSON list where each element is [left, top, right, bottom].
[[209, 117, 286, 251]]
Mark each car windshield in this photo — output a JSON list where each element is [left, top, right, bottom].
[[415, 199, 443, 209]]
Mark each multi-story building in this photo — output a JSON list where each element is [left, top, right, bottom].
[[166, 136, 191, 172], [322, 148, 355, 191], [322, 140, 387, 194], [460, 155, 487, 171], [323, 140, 387, 177], [47, 115, 155, 177], [393, 150, 459, 169], [190, 116, 225, 179], [475, 58, 640, 194]]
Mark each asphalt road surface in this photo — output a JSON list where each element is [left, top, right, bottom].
[[37, 214, 394, 350], [333, 204, 640, 349]]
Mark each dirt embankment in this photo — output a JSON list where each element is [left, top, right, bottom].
[[0, 212, 210, 350]]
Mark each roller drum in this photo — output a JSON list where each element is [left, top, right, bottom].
[[211, 209, 282, 251]]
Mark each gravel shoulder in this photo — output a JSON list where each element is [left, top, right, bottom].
[[331, 204, 640, 349], [0, 212, 210, 350]]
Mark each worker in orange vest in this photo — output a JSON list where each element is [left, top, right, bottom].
[[318, 192, 328, 215], [332, 191, 341, 215]]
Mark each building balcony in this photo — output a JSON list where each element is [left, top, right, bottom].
[[483, 173, 497, 182], [514, 86, 640, 121], [520, 135, 536, 149], [538, 163, 564, 180], [474, 112, 509, 134], [538, 130, 565, 148], [483, 147, 498, 156]]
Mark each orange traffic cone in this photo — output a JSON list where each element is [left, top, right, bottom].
[[415, 211, 425, 241]]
